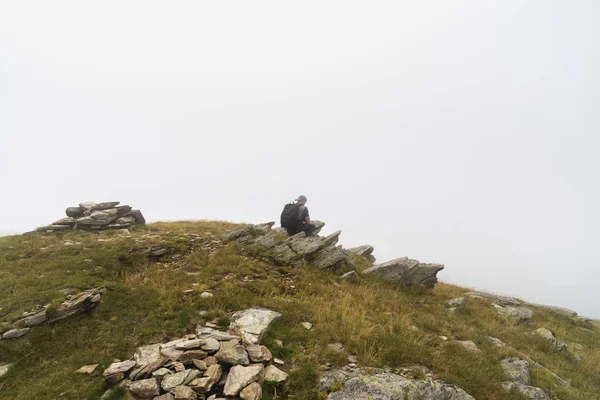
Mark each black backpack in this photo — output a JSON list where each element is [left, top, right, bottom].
[[280, 203, 301, 229]]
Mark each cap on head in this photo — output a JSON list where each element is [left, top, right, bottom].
[[296, 195, 307, 202]]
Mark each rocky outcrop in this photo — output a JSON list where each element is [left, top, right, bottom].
[[362, 257, 444, 289], [321, 369, 474, 400], [1, 287, 106, 341], [499, 357, 551, 399], [464, 291, 521, 307], [347, 245, 376, 263], [33, 201, 145, 233], [100, 308, 287, 399], [224, 222, 445, 289], [493, 304, 534, 325], [531, 328, 579, 360], [464, 291, 534, 324]]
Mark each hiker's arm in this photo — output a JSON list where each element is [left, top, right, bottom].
[[305, 216, 311, 224]]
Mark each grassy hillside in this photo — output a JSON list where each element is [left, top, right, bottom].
[[0, 221, 598, 399]]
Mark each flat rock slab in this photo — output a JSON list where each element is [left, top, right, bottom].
[[464, 292, 520, 307], [326, 371, 474, 400], [2, 328, 29, 339], [362, 257, 443, 289], [223, 364, 265, 396], [229, 308, 282, 345], [129, 377, 160, 398]]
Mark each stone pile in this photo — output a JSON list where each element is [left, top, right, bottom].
[[1, 287, 106, 340], [101, 308, 288, 400], [35, 201, 146, 233], [223, 221, 444, 289]]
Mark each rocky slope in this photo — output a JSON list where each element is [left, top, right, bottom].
[[0, 220, 598, 400]]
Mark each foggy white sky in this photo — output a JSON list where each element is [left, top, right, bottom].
[[1, 1, 599, 318]]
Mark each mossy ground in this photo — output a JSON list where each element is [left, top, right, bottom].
[[0, 221, 598, 399]]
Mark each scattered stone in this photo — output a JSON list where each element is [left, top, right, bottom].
[[327, 343, 344, 353], [240, 382, 262, 400], [486, 337, 507, 347], [0, 363, 13, 378], [454, 340, 481, 353], [274, 339, 283, 347], [228, 308, 282, 345], [223, 364, 265, 396], [75, 364, 99, 374], [273, 358, 285, 365], [502, 382, 549, 399], [532, 328, 568, 351], [362, 257, 444, 289], [129, 378, 160, 398], [574, 343, 584, 350], [264, 365, 289, 383], [340, 270, 360, 282], [200, 292, 213, 299], [494, 304, 534, 324], [301, 322, 313, 330], [214, 339, 250, 365], [2, 328, 30, 339], [439, 336, 448, 341], [500, 358, 531, 385], [445, 297, 467, 310]]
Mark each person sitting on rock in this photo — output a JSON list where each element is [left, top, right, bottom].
[[280, 195, 317, 236]]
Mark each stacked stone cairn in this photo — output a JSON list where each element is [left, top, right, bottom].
[[36, 201, 146, 233], [102, 308, 289, 400]]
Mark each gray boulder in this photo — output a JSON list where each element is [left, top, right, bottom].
[[347, 245, 376, 263], [325, 371, 474, 400], [362, 257, 443, 288], [494, 304, 534, 324], [132, 209, 146, 224], [20, 310, 47, 327], [66, 207, 84, 218], [229, 308, 282, 345], [500, 358, 530, 385], [528, 303, 577, 317], [2, 328, 29, 339]]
